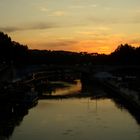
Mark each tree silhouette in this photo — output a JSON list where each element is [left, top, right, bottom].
[[0, 32, 29, 65], [0, 32, 140, 66], [110, 44, 137, 65]]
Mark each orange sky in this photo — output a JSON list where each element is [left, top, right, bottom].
[[1, 0, 140, 54]]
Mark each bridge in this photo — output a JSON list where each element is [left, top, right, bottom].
[[0, 63, 140, 113], [0, 63, 140, 84]]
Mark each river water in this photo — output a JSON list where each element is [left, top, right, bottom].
[[1, 80, 140, 140]]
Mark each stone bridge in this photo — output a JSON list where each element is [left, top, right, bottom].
[[1, 63, 140, 83]]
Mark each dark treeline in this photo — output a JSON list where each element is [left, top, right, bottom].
[[0, 32, 140, 66]]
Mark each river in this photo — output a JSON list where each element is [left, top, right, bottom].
[[0, 80, 140, 140]]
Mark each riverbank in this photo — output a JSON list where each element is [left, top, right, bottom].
[[93, 72, 140, 111]]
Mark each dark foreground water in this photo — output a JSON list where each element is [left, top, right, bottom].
[[1, 80, 140, 140]]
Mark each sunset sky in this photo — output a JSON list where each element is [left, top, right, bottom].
[[1, 0, 140, 54]]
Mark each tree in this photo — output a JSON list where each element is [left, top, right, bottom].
[[0, 32, 29, 65], [110, 44, 136, 64]]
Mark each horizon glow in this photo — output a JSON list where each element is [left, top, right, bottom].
[[1, 0, 140, 54]]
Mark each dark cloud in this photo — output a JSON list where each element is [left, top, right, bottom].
[[29, 22, 56, 30], [40, 40, 78, 48], [0, 22, 57, 33], [128, 38, 140, 45], [89, 16, 122, 24], [0, 27, 21, 32], [89, 15, 140, 25]]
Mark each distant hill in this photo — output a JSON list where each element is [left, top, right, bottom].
[[0, 32, 140, 66]]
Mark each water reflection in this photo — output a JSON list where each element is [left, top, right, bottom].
[[0, 102, 37, 140], [81, 81, 109, 99], [43, 80, 81, 95], [111, 96, 140, 125], [81, 80, 140, 125], [38, 79, 140, 126], [0, 79, 140, 139]]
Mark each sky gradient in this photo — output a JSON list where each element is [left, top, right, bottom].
[[1, 0, 140, 54]]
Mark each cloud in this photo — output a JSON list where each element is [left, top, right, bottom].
[[69, 4, 97, 9], [90, 4, 97, 8], [49, 11, 66, 17], [89, 16, 121, 24], [77, 31, 96, 35], [0, 27, 21, 33], [89, 14, 140, 25], [29, 22, 56, 30], [39, 40, 78, 48], [0, 22, 57, 33], [40, 7, 49, 12], [69, 5, 85, 9], [128, 38, 140, 45]]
